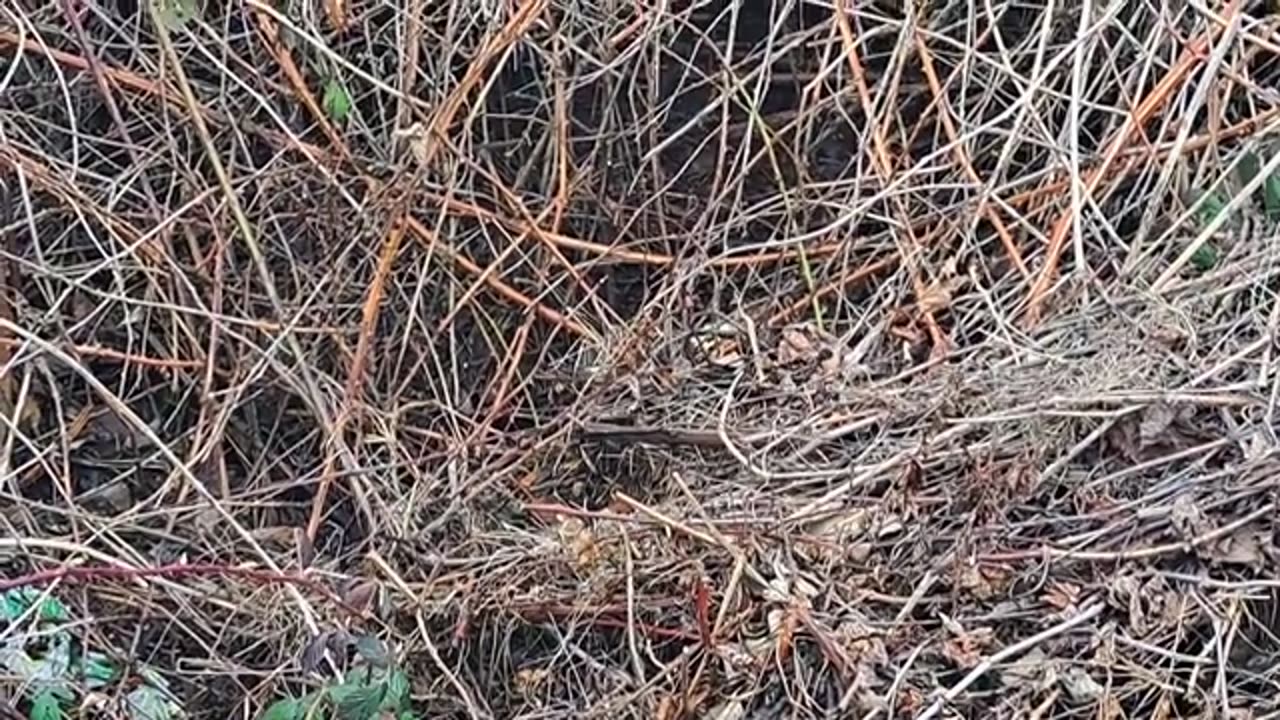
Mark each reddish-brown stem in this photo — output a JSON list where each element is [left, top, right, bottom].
[[0, 562, 367, 619]]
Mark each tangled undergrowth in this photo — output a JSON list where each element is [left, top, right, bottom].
[[3, 0, 1280, 717]]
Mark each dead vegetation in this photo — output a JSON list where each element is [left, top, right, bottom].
[[3, 0, 1280, 717]]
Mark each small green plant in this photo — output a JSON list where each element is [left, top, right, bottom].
[[259, 665, 416, 720], [1264, 170, 1280, 222], [322, 78, 353, 124], [1187, 147, 1280, 274], [0, 588, 184, 720], [1194, 187, 1233, 229], [156, 0, 198, 29], [1189, 243, 1218, 272], [259, 634, 417, 720]]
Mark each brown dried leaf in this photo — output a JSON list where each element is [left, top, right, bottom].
[[915, 261, 965, 315], [706, 338, 743, 367], [716, 642, 763, 679], [341, 579, 379, 613], [778, 328, 816, 364], [1060, 667, 1105, 702], [836, 619, 888, 668], [955, 564, 1010, 600], [1170, 494, 1210, 541], [514, 667, 551, 695], [1243, 427, 1273, 462], [1205, 531, 1268, 570], [1000, 647, 1051, 689], [1108, 575, 1147, 634], [1139, 403, 1177, 446], [808, 510, 870, 562], [556, 517, 601, 572], [301, 630, 347, 674], [915, 282, 953, 315], [1042, 581, 1081, 612], [940, 614, 994, 669]]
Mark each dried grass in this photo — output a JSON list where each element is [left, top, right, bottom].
[[3, 0, 1280, 717]]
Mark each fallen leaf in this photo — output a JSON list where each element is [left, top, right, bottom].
[[258, 697, 305, 720], [1042, 581, 1081, 612], [1000, 647, 1052, 689], [940, 614, 994, 669], [341, 580, 379, 614], [955, 564, 1010, 600], [716, 642, 762, 679], [125, 670, 185, 720], [1060, 666, 1105, 702], [706, 338, 743, 367], [916, 280, 954, 315], [768, 607, 797, 661], [84, 410, 148, 449], [836, 618, 888, 668], [157, 0, 197, 29], [1266, 167, 1280, 222], [847, 543, 872, 562], [30, 688, 66, 720], [556, 517, 601, 572], [514, 667, 551, 694], [1139, 403, 1177, 446], [301, 631, 343, 674], [1205, 531, 1268, 570], [778, 328, 816, 364], [1170, 494, 1210, 541], [1243, 428, 1273, 462]]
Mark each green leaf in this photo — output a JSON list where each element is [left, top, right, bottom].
[[1190, 243, 1218, 272], [125, 678, 185, 720], [1233, 148, 1264, 189], [322, 79, 352, 123], [0, 642, 40, 678], [79, 652, 118, 688], [397, 713, 418, 720], [330, 682, 384, 720], [157, 0, 197, 28], [1264, 171, 1280, 222], [382, 669, 409, 711], [1, 589, 29, 621], [1196, 188, 1232, 228], [38, 596, 68, 623], [29, 688, 66, 720], [258, 697, 305, 720], [353, 635, 388, 667], [1236, 150, 1262, 188], [2, 589, 69, 624]]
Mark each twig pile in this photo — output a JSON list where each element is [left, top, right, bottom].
[[2, 0, 1280, 717]]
